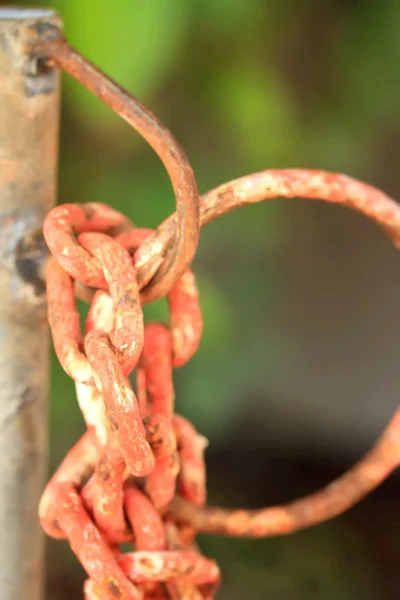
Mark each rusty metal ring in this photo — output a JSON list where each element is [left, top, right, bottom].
[[155, 168, 400, 537], [168, 407, 400, 537], [28, 24, 200, 304], [136, 169, 400, 261]]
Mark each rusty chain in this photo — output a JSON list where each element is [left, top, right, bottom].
[[26, 24, 400, 600]]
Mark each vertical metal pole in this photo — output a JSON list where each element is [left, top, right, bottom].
[[0, 9, 61, 600]]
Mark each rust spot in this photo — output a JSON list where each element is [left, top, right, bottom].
[[98, 457, 111, 481], [107, 412, 119, 431], [21, 387, 38, 407], [182, 564, 194, 575], [107, 579, 122, 597], [146, 390, 156, 407], [83, 205, 95, 220], [217, 186, 234, 206], [145, 422, 164, 450], [117, 287, 138, 310], [138, 556, 153, 569], [52, 519, 62, 533], [25, 55, 57, 98], [15, 229, 49, 295]]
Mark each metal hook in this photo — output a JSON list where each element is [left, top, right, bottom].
[[28, 24, 200, 305]]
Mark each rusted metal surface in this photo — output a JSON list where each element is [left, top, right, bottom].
[[40, 209, 211, 596], [44, 170, 400, 307], [41, 170, 400, 598], [28, 169, 400, 303], [169, 407, 400, 537], [38, 168, 400, 314], [29, 28, 200, 305], [0, 8, 60, 600], [138, 168, 400, 266], [23, 20, 400, 600]]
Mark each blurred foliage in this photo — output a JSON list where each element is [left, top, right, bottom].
[[51, 0, 191, 134], [5, 0, 400, 597]]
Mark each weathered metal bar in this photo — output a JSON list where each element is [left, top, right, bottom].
[[0, 8, 61, 600]]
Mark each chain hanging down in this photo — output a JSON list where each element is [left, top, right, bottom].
[[40, 225, 217, 598], [27, 23, 400, 600]]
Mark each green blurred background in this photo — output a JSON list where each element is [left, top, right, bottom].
[[7, 0, 400, 598]]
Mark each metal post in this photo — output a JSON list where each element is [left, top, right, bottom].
[[0, 8, 60, 600]]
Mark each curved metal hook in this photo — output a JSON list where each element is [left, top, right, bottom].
[[28, 23, 200, 304]]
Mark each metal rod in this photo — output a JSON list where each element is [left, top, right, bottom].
[[0, 8, 61, 600]]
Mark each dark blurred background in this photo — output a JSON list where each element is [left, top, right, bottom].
[[6, 0, 400, 598]]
